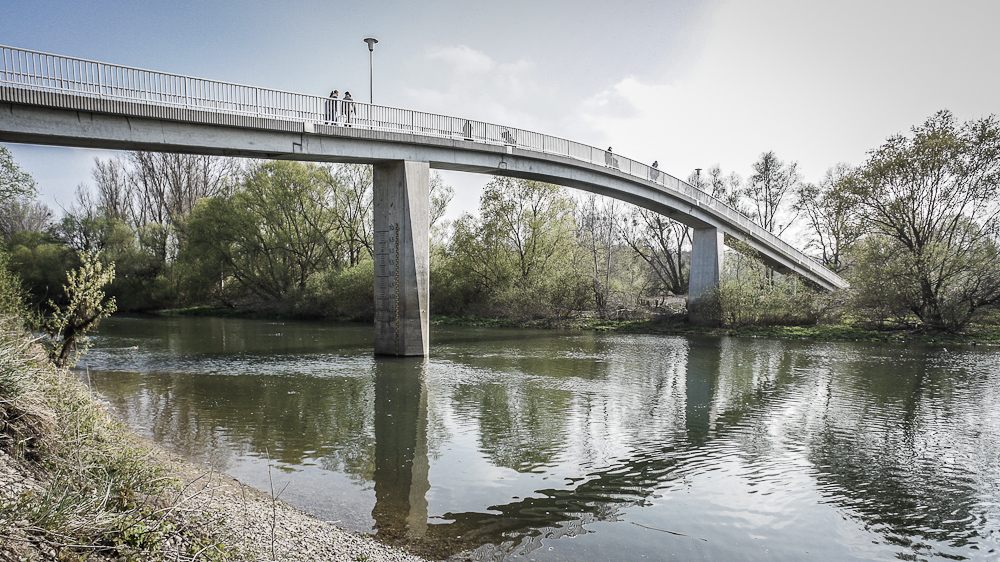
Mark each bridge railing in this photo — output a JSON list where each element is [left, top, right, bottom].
[[0, 45, 839, 285]]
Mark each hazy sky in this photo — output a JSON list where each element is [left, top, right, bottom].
[[3, 0, 999, 218]]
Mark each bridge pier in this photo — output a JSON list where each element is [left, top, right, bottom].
[[688, 227, 725, 326], [373, 161, 430, 356]]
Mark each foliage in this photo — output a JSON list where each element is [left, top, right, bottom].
[[707, 244, 819, 327], [45, 251, 118, 367], [0, 145, 37, 202], [793, 163, 861, 273], [0, 251, 27, 319], [3, 230, 76, 306], [296, 256, 376, 320], [440, 177, 581, 318], [842, 110, 1000, 331], [182, 161, 373, 304]]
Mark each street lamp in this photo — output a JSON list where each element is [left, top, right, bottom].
[[363, 37, 378, 104]]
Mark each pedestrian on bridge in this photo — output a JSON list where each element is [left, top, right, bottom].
[[605, 147, 618, 168], [326, 90, 339, 125], [343, 91, 354, 126]]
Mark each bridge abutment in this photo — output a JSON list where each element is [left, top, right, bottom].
[[688, 227, 725, 326], [373, 161, 430, 356]]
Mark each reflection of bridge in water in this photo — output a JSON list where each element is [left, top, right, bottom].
[[0, 45, 847, 357], [370, 338, 726, 559]]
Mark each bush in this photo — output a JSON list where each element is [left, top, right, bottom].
[[296, 257, 375, 320], [707, 249, 821, 328]]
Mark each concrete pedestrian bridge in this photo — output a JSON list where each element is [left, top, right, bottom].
[[0, 45, 847, 356]]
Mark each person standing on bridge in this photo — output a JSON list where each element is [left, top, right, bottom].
[[605, 147, 618, 168], [343, 91, 354, 126], [326, 90, 339, 125], [650, 160, 660, 181]]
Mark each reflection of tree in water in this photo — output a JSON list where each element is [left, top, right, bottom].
[[91, 369, 378, 483], [453, 382, 571, 472], [707, 342, 1000, 559], [89, 322, 1000, 561], [799, 349, 1000, 558], [379, 339, 700, 559]]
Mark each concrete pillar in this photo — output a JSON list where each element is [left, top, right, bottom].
[[688, 227, 725, 325], [373, 161, 430, 356]]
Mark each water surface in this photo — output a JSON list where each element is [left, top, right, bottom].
[[80, 316, 1000, 560]]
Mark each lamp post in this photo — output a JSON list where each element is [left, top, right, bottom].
[[364, 37, 378, 104]]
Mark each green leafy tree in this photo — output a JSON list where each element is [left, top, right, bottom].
[[45, 251, 117, 367], [0, 146, 36, 202], [843, 110, 1000, 330], [442, 177, 579, 316], [182, 161, 367, 302]]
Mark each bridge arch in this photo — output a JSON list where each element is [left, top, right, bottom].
[[0, 46, 846, 355]]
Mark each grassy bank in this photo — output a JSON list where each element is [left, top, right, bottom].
[[0, 315, 234, 561]]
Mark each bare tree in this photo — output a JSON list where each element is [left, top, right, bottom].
[[744, 151, 801, 236], [620, 207, 690, 296], [793, 163, 860, 273], [577, 194, 623, 317], [0, 199, 52, 243]]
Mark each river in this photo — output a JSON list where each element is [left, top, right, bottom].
[[78, 315, 1000, 561]]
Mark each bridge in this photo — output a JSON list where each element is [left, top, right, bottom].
[[0, 45, 847, 357]]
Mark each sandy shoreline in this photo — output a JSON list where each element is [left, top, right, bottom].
[[136, 438, 433, 562]]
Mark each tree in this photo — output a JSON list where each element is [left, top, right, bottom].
[[0, 146, 36, 202], [45, 251, 117, 367], [844, 110, 1000, 330], [620, 207, 689, 296], [183, 161, 337, 300], [429, 171, 454, 229], [577, 194, 622, 317], [744, 151, 801, 236], [793, 164, 861, 273], [477, 177, 576, 286], [0, 147, 44, 243], [0, 199, 52, 244], [442, 177, 578, 315]]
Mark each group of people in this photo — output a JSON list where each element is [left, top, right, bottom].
[[606, 147, 661, 180], [325, 90, 355, 125]]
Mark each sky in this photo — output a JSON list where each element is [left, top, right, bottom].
[[3, 0, 999, 221]]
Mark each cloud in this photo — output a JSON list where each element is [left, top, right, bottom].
[[426, 45, 495, 75], [404, 45, 546, 130], [575, 0, 1000, 183]]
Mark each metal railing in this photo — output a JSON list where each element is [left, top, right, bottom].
[[0, 45, 844, 288]]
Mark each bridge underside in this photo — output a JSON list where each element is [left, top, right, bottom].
[[0, 97, 846, 353]]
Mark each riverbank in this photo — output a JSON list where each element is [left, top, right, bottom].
[[0, 320, 429, 562], [155, 306, 1000, 347]]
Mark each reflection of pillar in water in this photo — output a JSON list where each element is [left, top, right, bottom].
[[372, 359, 430, 540], [685, 337, 721, 445]]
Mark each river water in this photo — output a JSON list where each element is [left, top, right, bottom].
[[79, 316, 1000, 561]]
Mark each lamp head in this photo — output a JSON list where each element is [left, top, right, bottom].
[[364, 37, 378, 52]]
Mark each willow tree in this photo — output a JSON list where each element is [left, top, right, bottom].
[[443, 177, 579, 315], [844, 110, 1000, 330]]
